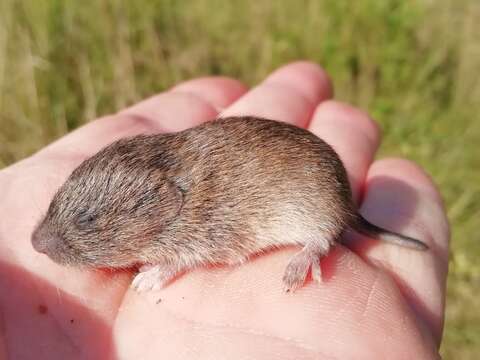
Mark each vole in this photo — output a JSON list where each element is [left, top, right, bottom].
[[31, 116, 428, 292]]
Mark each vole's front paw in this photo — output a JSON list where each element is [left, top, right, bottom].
[[131, 264, 178, 292]]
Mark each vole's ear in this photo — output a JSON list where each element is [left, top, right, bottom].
[[156, 178, 184, 226]]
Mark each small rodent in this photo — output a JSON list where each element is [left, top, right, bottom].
[[31, 116, 428, 292]]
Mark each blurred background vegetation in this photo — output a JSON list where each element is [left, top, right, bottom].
[[0, 0, 478, 357]]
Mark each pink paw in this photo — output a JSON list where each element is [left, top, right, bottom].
[[131, 265, 177, 292], [283, 251, 322, 292]]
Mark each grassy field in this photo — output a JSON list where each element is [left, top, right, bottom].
[[1, 0, 479, 357]]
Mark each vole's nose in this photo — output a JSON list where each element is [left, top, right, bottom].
[[31, 230, 48, 254], [31, 228, 58, 255]]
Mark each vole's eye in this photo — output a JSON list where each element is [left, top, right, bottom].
[[76, 210, 97, 228]]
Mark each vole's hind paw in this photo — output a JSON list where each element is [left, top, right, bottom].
[[310, 257, 322, 284], [131, 264, 178, 292], [282, 245, 325, 292]]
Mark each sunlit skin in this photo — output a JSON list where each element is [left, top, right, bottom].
[[0, 62, 449, 359]]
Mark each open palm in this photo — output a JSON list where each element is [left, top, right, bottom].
[[0, 62, 449, 359]]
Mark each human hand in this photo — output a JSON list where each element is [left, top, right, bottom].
[[0, 62, 449, 359]]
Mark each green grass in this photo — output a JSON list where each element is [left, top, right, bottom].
[[1, 0, 479, 357]]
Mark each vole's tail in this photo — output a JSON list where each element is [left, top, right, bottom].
[[352, 214, 428, 250]]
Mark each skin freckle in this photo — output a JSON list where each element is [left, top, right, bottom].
[[38, 304, 48, 315]]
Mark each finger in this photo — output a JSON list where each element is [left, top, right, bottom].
[[171, 76, 248, 111], [308, 101, 381, 201], [36, 77, 248, 158], [221, 61, 333, 128], [353, 158, 450, 344]]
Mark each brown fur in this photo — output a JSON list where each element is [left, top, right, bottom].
[[31, 116, 427, 291]]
